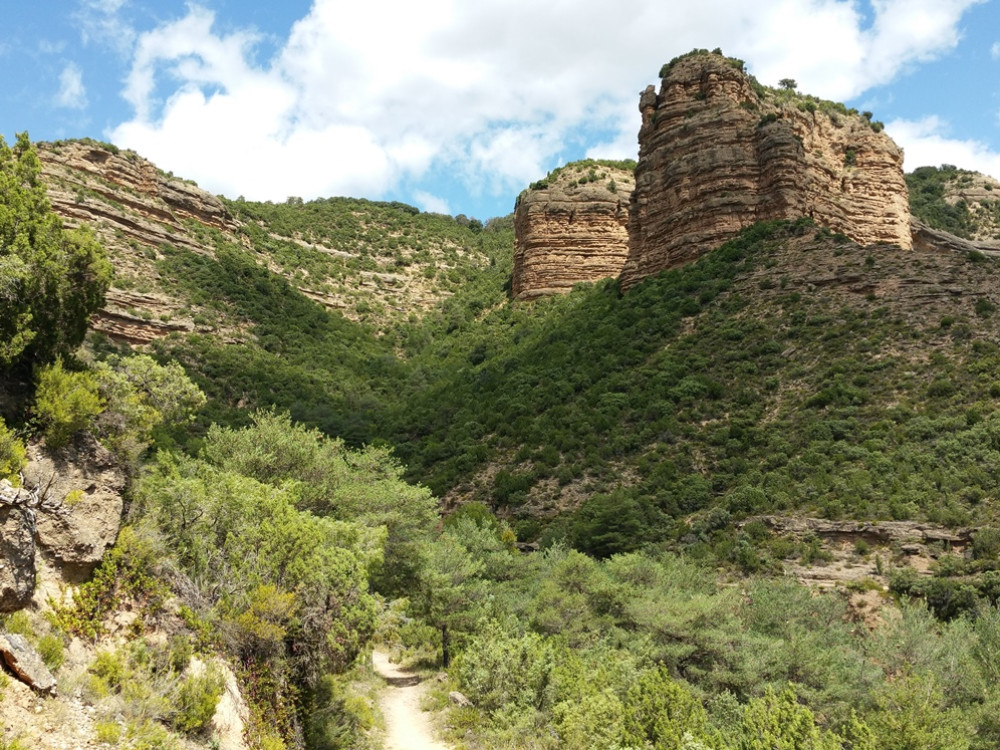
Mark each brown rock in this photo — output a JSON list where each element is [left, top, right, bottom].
[[0, 634, 57, 694], [22, 435, 125, 581], [0, 495, 36, 613], [448, 690, 473, 708], [621, 53, 911, 290], [512, 162, 634, 300]]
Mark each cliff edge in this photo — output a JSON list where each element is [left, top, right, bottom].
[[512, 161, 635, 300], [620, 51, 911, 290]]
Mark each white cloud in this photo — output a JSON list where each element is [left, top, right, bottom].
[[413, 191, 451, 215], [992, 41, 1000, 59], [55, 63, 88, 110], [108, 0, 986, 209], [888, 116, 1000, 180]]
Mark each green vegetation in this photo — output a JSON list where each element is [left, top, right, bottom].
[[0, 417, 25, 481], [525, 158, 636, 193], [907, 165, 1000, 240], [14, 130, 1000, 748], [0, 133, 111, 371]]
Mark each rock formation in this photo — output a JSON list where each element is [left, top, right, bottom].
[[0, 634, 57, 694], [0, 489, 36, 612], [620, 52, 911, 290], [37, 140, 239, 343], [22, 434, 126, 580], [512, 161, 634, 300]]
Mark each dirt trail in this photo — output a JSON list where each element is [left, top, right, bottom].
[[372, 650, 453, 750]]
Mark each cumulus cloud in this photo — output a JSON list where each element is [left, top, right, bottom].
[[888, 116, 1000, 180], [55, 63, 88, 109], [108, 0, 984, 209]]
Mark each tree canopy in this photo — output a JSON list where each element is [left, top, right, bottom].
[[0, 133, 111, 370]]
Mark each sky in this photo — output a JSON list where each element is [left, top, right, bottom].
[[2, 1, 1000, 220]]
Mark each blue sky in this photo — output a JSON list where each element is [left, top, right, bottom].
[[3, 1, 1000, 221]]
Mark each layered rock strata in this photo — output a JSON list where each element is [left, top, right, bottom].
[[512, 162, 634, 300], [620, 53, 911, 290], [37, 141, 239, 343]]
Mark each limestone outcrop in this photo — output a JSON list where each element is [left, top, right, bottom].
[[0, 489, 36, 612], [512, 161, 634, 300], [620, 52, 911, 290]]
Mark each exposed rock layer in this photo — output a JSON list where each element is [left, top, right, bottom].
[[621, 54, 911, 290], [512, 163, 635, 300], [37, 140, 237, 343]]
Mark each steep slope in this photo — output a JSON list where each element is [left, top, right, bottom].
[[38, 139, 498, 341], [512, 159, 635, 300], [392, 219, 1000, 541], [908, 164, 1000, 241], [621, 51, 910, 290]]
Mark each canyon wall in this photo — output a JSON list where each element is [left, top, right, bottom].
[[620, 52, 911, 290], [512, 162, 634, 300]]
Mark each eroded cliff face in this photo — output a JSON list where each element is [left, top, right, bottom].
[[512, 162, 635, 300], [620, 53, 911, 290], [38, 140, 240, 343]]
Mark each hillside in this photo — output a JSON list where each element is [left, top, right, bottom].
[[392, 220, 1000, 539], [36, 138, 512, 438], [12, 55, 1000, 746]]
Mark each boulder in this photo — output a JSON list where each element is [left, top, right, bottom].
[[448, 690, 473, 708], [0, 633, 57, 693]]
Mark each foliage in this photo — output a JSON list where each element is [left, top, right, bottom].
[[50, 525, 167, 641], [34, 359, 103, 448], [0, 417, 25, 481], [907, 165, 978, 238], [90, 353, 205, 462], [0, 133, 111, 370]]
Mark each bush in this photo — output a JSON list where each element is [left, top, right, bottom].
[[0, 418, 25, 481], [171, 667, 224, 734], [34, 359, 103, 447]]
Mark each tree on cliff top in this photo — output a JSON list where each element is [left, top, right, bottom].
[[0, 132, 112, 370]]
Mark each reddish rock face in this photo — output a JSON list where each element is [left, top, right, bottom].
[[620, 53, 911, 291], [512, 162, 635, 301]]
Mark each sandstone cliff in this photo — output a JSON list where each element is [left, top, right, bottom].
[[512, 161, 635, 300], [38, 140, 239, 343], [620, 52, 911, 290]]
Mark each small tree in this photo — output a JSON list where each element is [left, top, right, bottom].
[[416, 533, 485, 667], [779, 78, 798, 91], [0, 133, 112, 370]]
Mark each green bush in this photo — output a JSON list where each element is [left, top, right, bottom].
[[0, 418, 25, 481], [171, 667, 224, 734], [34, 359, 103, 447]]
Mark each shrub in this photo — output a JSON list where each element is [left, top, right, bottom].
[[171, 667, 224, 734], [0, 418, 25, 482], [36, 634, 64, 670], [34, 359, 103, 447]]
